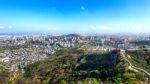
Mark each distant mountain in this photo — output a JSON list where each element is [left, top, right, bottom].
[[63, 33, 81, 37], [112, 32, 134, 36]]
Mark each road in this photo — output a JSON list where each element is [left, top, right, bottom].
[[127, 48, 150, 51], [120, 49, 150, 84]]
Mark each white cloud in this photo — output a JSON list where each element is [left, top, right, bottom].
[[81, 5, 86, 11], [8, 26, 13, 29], [89, 23, 150, 34], [47, 27, 59, 31], [99, 25, 109, 29], [89, 25, 117, 33], [0, 26, 5, 29], [91, 26, 97, 30], [91, 25, 109, 30]]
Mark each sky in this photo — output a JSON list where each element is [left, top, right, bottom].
[[0, 0, 150, 34]]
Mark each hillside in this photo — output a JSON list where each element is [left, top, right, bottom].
[[0, 48, 147, 84], [126, 49, 150, 73], [12, 48, 143, 84]]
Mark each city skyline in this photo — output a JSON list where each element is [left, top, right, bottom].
[[0, 0, 150, 34]]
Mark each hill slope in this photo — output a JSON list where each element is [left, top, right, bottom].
[[126, 49, 150, 73], [0, 48, 147, 84]]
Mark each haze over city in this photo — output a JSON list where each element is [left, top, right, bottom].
[[0, 0, 150, 34]]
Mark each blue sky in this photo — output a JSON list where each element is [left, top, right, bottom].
[[0, 0, 150, 34]]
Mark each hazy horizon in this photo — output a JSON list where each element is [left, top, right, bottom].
[[0, 0, 150, 34]]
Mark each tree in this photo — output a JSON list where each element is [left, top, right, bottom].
[[59, 80, 67, 84]]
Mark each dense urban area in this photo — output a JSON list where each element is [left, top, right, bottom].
[[0, 34, 150, 84]]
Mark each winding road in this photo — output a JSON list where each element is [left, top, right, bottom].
[[120, 49, 150, 84]]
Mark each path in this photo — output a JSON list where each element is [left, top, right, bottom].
[[120, 49, 150, 84]]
